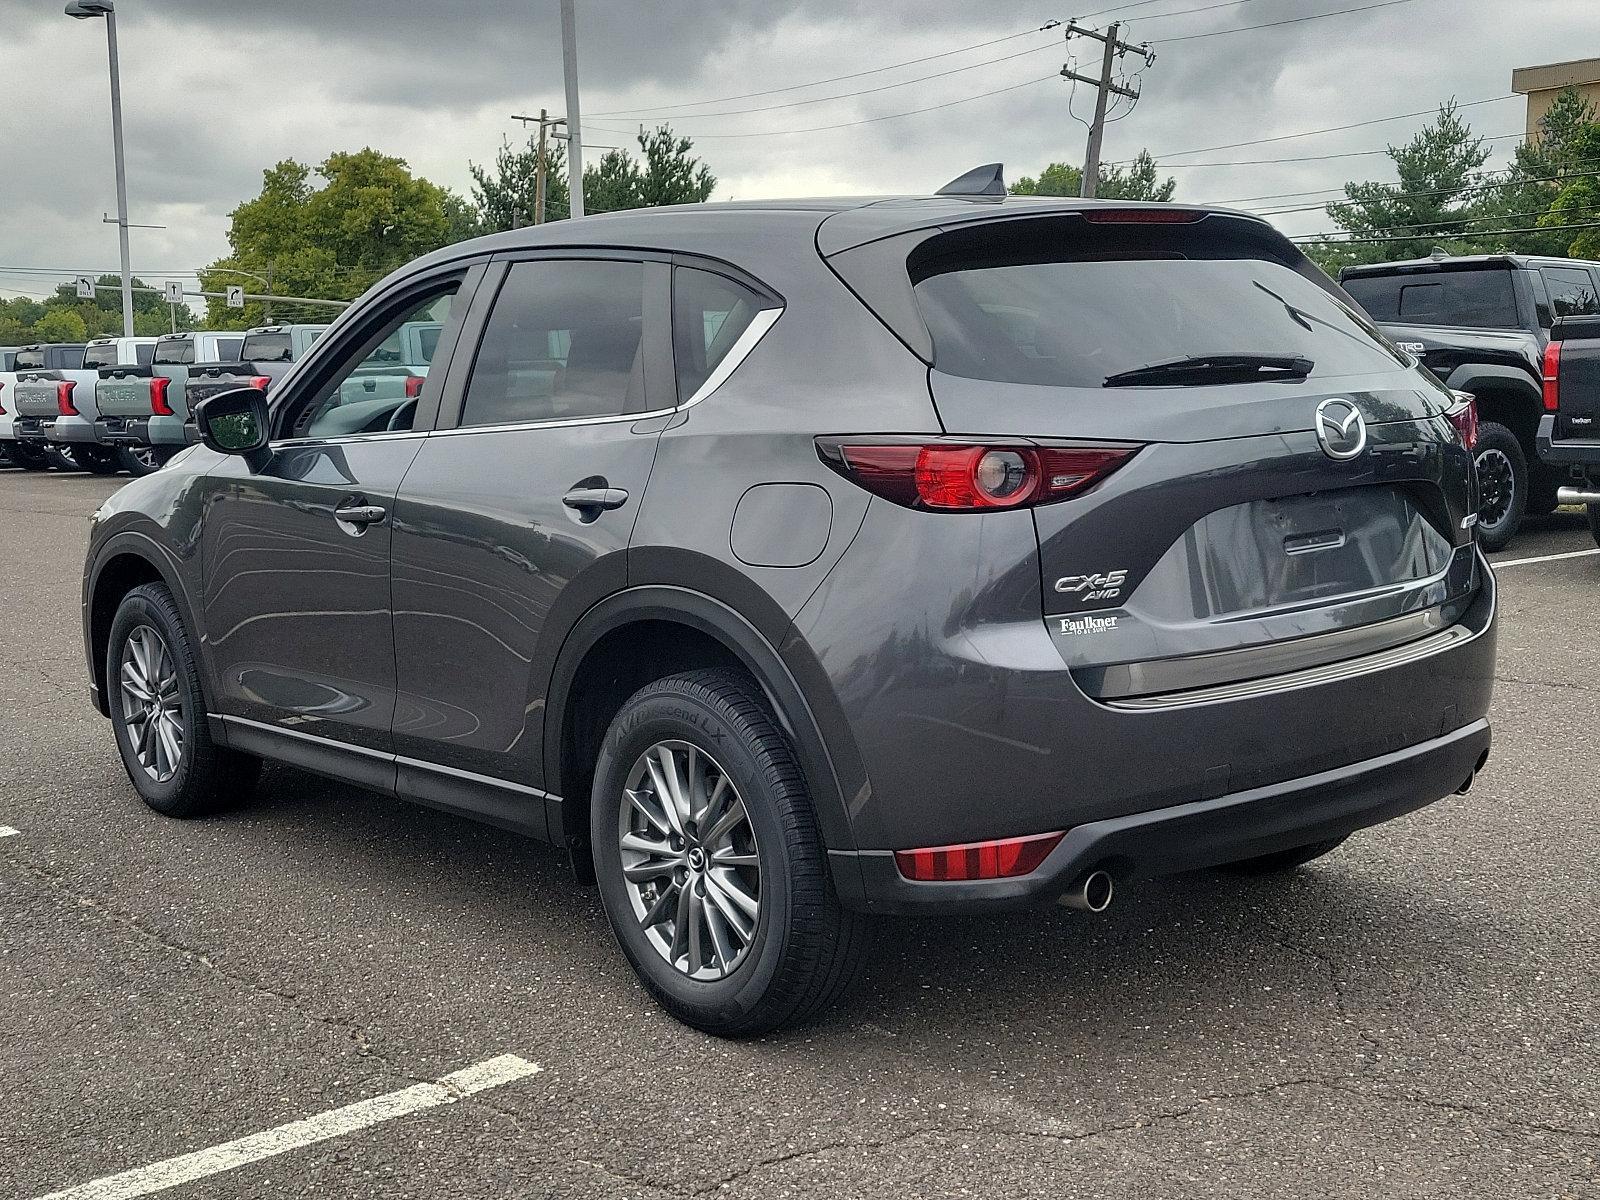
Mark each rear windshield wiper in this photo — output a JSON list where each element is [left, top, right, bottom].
[[1103, 353, 1314, 388]]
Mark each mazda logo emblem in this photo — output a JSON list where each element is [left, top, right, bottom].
[[1315, 398, 1367, 460]]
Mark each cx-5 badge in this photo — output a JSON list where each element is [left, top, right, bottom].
[[1315, 397, 1367, 461], [1055, 569, 1128, 602]]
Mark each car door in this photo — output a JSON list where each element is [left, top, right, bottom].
[[388, 254, 673, 823], [199, 266, 481, 763]]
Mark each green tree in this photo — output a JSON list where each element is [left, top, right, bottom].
[[1010, 151, 1176, 201], [1543, 121, 1600, 258], [1309, 102, 1494, 272], [469, 136, 570, 231], [1484, 87, 1600, 255], [34, 308, 88, 343], [469, 123, 715, 229], [202, 149, 467, 328]]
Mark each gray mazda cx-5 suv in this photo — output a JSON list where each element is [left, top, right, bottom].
[[82, 184, 1496, 1035]]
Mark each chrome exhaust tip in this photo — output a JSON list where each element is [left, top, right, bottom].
[[1060, 869, 1114, 913], [1557, 486, 1600, 506], [1455, 772, 1476, 796]]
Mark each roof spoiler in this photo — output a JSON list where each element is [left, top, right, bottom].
[[936, 163, 1006, 198]]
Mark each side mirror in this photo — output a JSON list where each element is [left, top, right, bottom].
[[194, 387, 269, 459]]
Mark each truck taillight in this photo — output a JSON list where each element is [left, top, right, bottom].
[[0, 381, 7, 415], [1542, 341, 1562, 411], [818, 439, 1137, 511], [149, 376, 174, 416], [1446, 395, 1478, 451], [57, 381, 78, 416], [405, 376, 425, 398], [250, 375, 271, 392]]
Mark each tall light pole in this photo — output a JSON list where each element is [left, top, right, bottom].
[[67, 0, 134, 337], [559, 0, 585, 218]]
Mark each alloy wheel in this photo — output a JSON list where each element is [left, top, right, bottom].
[[618, 740, 762, 981], [1476, 447, 1515, 529], [119, 625, 185, 783], [129, 447, 162, 472]]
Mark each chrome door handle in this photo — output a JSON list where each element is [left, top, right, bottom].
[[333, 503, 387, 526], [562, 487, 629, 512]]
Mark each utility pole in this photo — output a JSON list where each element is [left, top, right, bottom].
[[1059, 20, 1154, 198], [560, 0, 585, 218], [535, 108, 550, 224]]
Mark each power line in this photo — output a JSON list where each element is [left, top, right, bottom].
[[1297, 219, 1600, 245], [1116, 94, 1515, 163], [593, 73, 1064, 139], [1154, 0, 1429, 43], [1293, 202, 1600, 240], [1073, 0, 1271, 21], [587, 20, 1061, 117], [581, 41, 1061, 122], [1164, 129, 1526, 167]]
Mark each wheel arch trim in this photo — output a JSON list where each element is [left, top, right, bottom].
[[543, 584, 866, 897]]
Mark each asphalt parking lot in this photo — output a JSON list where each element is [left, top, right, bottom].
[[2, 468, 1596, 1199]]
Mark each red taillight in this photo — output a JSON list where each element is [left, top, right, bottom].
[[1542, 340, 1562, 411], [250, 375, 271, 392], [0, 381, 7, 416], [1081, 208, 1205, 224], [149, 376, 173, 416], [56, 380, 78, 416], [404, 375, 425, 398], [821, 440, 1136, 511], [895, 831, 1066, 882], [1446, 395, 1478, 451]]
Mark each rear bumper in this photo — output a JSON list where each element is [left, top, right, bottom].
[[1536, 413, 1600, 472], [13, 417, 51, 443], [94, 416, 151, 445], [840, 718, 1491, 913], [49, 415, 96, 444]]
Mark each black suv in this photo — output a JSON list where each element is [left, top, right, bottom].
[[83, 191, 1496, 1034], [1341, 253, 1600, 549]]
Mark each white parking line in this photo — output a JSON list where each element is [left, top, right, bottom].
[[1493, 547, 1600, 568], [0, 826, 19, 838], [35, 1054, 541, 1200]]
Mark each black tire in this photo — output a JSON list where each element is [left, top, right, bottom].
[[1220, 836, 1349, 875], [1587, 503, 1600, 550], [12, 444, 50, 471], [107, 582, 261, 817], [44, 446, 81, 471], [75, 446, 123, 475], [1472, 421, 1526, 552], [590, 669, 869, 1037], [118, 445, 177, 477]]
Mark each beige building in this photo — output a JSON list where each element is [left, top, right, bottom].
[[1512, 57, 1600, 135]]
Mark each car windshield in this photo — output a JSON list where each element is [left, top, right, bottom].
[[1342, 267, 1521, 329]]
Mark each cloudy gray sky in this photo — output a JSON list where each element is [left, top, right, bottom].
[[0, 0, 1591, 301]]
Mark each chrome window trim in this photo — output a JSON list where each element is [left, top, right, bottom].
[[681, 305, 782, 406]]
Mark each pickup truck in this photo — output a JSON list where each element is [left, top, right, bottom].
[[5, 342, 88, 470], [1341, 253, 1600, 550], [0, 347, 19, 467], [181, 324, 326, 442], [95, 330, 244, 475], [1535, 314, 1600, 546], [12, 336, 158, 474]]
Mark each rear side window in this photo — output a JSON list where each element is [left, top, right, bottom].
[[1342, 269, 1520, 329], [218, 338, 243, 361], [242, 332, 293, 362], [1542, 267, 1599, 318], [154, 339, 194, 365], [673, 268, 765, 399], [913, 228, 1402, 389], [136, 343, 154, 366], [460, 260, 646, 427], [82, 344, 120, 369]]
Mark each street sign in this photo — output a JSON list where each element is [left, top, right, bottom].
[[226, 285, 245, 309], [164, 281, 184, 304], [75, 275, 95, 299]]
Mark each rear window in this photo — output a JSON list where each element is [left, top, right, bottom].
[[1342, 268, 1520, 329], [912, 225, 1402, 388], [154, 339, 194, 366], [241, 332, 292, 362], [14, 349, 43, 370], [82, 343, 120, 369]]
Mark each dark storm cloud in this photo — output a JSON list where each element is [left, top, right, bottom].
[[0, 0, 1590, 293]]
